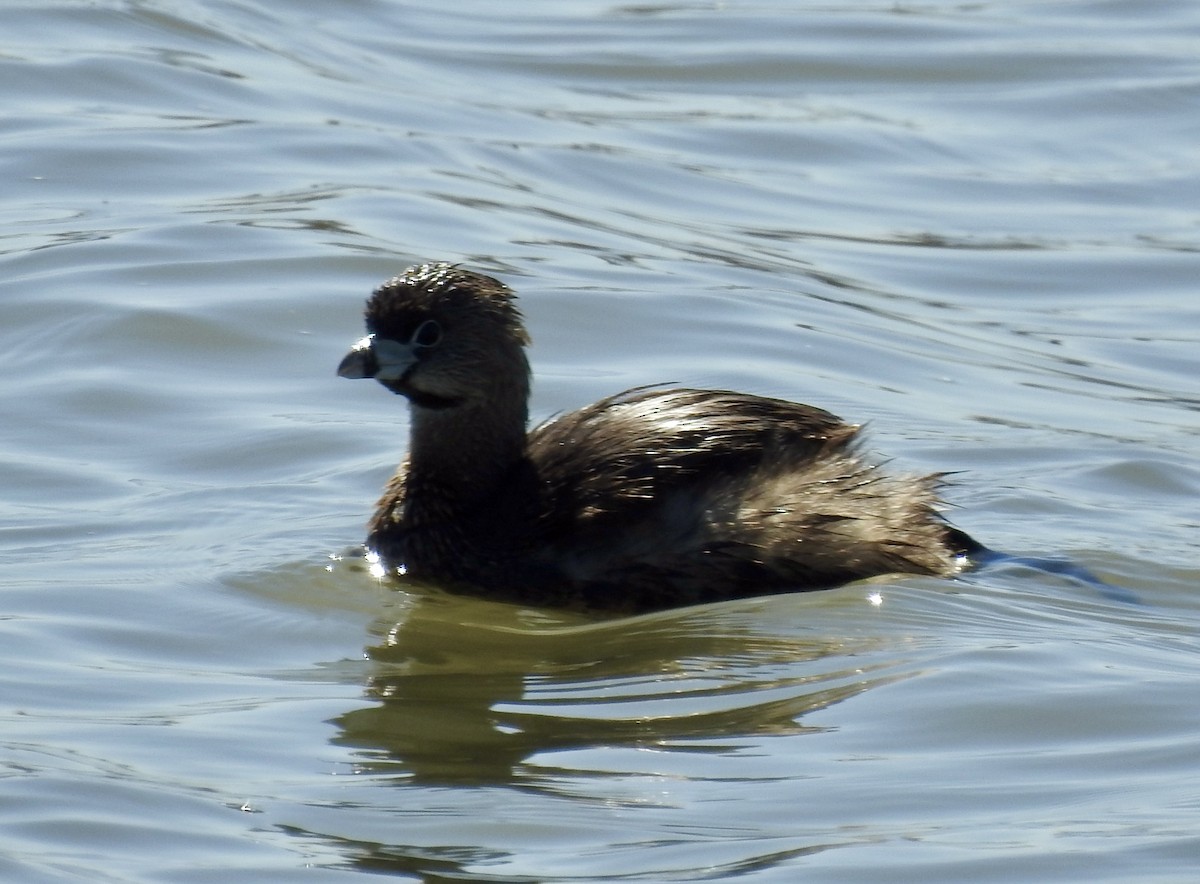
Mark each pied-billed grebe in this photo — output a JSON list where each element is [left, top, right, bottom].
[[338, 263, 980, 612]]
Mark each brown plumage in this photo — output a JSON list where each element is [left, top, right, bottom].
[[338, 263, 980, 612]]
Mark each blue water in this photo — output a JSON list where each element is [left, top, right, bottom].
[[2, 1, 1198, 881]]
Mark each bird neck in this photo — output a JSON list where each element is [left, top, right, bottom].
[[404, 370, 530, 505]]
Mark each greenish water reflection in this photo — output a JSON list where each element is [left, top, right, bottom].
[[332, 588, 909, 787]]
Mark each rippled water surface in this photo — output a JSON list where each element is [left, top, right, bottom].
[[3, 1, 1198, 881]]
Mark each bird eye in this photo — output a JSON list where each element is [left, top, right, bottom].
[[411, 319, 442, 349]]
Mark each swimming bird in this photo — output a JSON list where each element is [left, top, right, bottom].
[[338, 263, 980, 612]]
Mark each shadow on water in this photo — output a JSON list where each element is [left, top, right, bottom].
[[970, 546, 1141, 605]]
